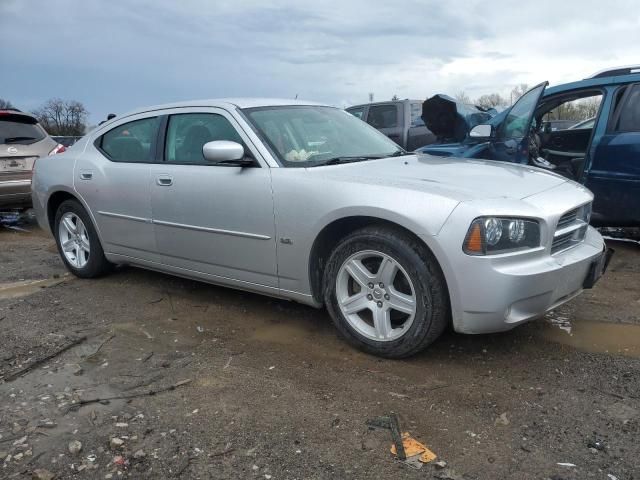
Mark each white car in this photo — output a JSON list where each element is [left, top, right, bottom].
[[31, 99, 611, 358]]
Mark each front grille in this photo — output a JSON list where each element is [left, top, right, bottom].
[[556, 208, 578, 229], [551, 203, 591, 254]]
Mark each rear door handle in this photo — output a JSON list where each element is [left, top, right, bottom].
[[79, 171, 93, 180], [156, 175, 173, 186]]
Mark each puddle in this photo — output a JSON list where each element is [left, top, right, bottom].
[[543, 312, 640, 358], [0, 275, 69, 300]]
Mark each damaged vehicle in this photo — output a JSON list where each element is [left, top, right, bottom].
[[1, 109, 66, 211], [418, 66, 640, 227], [346, 99, 437, 150], [32, 99, 610, 358]]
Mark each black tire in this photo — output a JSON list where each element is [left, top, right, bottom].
[[323, 225, 449, 358], [54, 199, 113, 278]]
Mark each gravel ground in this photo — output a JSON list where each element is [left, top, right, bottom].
[[0, 224, 639, 480]]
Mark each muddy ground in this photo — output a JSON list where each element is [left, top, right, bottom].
[[0, 224, 639, 480]]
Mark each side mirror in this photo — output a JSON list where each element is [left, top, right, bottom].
[[469, 124, 492, 138], [202, 141, 245, 162]]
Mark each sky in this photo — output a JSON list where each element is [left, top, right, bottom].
[[1, 0, 639, 124]]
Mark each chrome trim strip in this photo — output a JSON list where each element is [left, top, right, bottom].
[[152, 219, 271, 240], [554, 221, 586, 238], [97, 211, 151, 224], [0, 179, 31, 186], [97, 211, 271, 240]]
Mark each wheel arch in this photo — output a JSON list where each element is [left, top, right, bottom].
[[307, 215, 451, 312], [46, 189, 104, 244]]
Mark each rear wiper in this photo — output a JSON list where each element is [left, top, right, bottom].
[[4, 136, 37, 143]]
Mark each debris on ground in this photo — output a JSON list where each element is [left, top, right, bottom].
[[494, 412, 510, 426], [32, 469, 56, 480], [390, 432, 437, 464], [366, 414, 436, 467], [110, 438, 125, 449], [68, 440, 82, 455]]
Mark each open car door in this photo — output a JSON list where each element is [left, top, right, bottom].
[[492, 82, 548, 164]]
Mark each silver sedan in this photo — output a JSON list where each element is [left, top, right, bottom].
[[32, 99, 610, 358]]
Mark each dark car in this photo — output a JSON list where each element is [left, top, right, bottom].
[[346, 99, 436, 150], [418, 66, 640, 227], [1, 109, 65, 210]]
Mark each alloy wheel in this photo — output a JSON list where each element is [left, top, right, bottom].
[[336, 250, 417, 341], [58, 212, 90, 269]]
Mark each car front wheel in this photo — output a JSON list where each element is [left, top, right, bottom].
[[54, 199, 112, 278], [324, 226, 449, 358]]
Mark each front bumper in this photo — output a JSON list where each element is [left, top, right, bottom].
[[445, 226, 606, 334]]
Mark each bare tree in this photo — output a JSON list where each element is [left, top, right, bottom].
[[32, 98, 88, 136], [476, 93, 508, 109], [391, 94, 399, 101], [0, 98, 14, 109], [454, 91, 471, 104], [510, 84, 530, 104]]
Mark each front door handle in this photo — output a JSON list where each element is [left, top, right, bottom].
[[156, 176, 173, 186]]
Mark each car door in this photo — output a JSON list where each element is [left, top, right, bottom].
[[75, 114, 160, 259], [366, 104, 404, 147], [149, 108, 278, 287], [491, 82, 548, 164], [585, 83, 640, 226]]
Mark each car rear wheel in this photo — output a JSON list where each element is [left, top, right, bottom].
[[54, 199, 112, 278], [324, 226, 449, 358]]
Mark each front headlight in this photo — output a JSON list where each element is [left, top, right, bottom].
[[463, 217, 540, 255]]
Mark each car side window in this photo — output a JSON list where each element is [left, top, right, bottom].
[[410, 103, 425, 127], [100, 117, 159, 163], [615, 84, 640, 132], [367, 105, 398, 129], [346, 107, 365, 120], [165, 113, 243, 164]]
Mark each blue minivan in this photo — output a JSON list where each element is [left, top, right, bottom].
[[418, 66, 640, 227]]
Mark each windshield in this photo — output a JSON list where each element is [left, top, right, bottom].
[[0, 115, 46, 145], [242, 106, 403, 167], [499, 83, 547, 139]]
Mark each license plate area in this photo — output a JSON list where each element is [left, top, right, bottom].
[[0, 158, 28, 171], [583, 247, 614, 289]]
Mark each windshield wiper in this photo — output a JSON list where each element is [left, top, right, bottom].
[[4, 136, 37, 143], [312, 155, 385, 167], [389, 150, 412, 157]]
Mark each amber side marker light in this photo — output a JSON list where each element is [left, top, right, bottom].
[[463, 221, 484, 255]]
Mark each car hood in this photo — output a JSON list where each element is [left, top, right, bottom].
[[421, 94, 499, 142], [310, 154, 568, 202]]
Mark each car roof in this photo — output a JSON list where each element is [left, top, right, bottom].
[[119, 98, 328, 118], [0, 109, 38, 121], [545, 72, 640, 96], [347, 100, 421, 109]]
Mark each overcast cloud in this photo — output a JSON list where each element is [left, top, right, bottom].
[[1, 0, 639, 123]]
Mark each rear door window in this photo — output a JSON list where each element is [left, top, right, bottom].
[[0, 115, 46, 145], [367, 105, 399, 128], [99, 116, 160, 163], [614, 84, 640, 132]]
